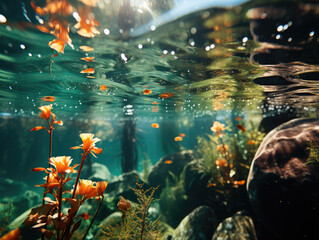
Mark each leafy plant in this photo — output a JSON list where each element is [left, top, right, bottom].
[[195, 119, 264, 202], [101, 179, 161, 240], [24, 105, 108, 240], [0, 199, 12, 236], [159, 167, 188, 228]]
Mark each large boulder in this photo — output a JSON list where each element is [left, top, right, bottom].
[[247, 118, 319, 239], [148, 150, 195, 191], [212, 211, 257, 240], [172, 205, 218, 240]]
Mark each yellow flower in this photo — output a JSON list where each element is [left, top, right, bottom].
[[49, 156, 78, 174], [71, 133, 102, 157], [39, 104, 52, 120], [74, 179, 97, 200]]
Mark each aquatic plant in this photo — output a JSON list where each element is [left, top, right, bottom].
[[306, 141, 319, 164], [195, 120, 264, 202], [101, 179, 161, 240], [25, 105, 107, 240], [30, 104, 63, 205], [159, 167, 188, 228], [0, 200, 12, 236]]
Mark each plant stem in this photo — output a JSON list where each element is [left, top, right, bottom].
[[72, 153, 87, 198], [63, 152, 87, 239], [82, 196, 104, 240], [41, 123, 53, 240]]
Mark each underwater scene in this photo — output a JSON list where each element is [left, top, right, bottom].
[[0, 0, 319, 239]]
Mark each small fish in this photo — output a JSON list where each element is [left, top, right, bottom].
[[41, 96, 55, 102], [235, 117, 242, 121], [100, 85, 107, 91], [233, 180, 246, 185], [80, 45, 94, 52], [152, 101, 159, 104], [81, 68, 95, 74], [81, 57, 95, 62], [247, 140, 256, 145], [174, 136, 183, 141], [179, 133, 185, 137], [86, 76, 95, 79], [164, 160, 173, 164], [236, 124, 246, 132], [143, 89, 152, 95], [207, 183, 216, 188], [151, 123, 159, 128], [159, 92, 174, 98], [142, 85, 150, 88]]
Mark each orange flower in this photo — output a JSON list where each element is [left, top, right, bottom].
[[35, 173, 60, 189], [96, 181, 108, 196], [217, 144, 229, 155], [39, 104, 52, 120], [215, 158, 228, 167], [74, 179, 97, 200], [49, 156, 78, 174], [117, 196, 131, 212], [211, 121, 225, 137], [71, 133, 102, 157]]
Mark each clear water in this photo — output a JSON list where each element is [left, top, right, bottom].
[[0, 0, 319, 239]]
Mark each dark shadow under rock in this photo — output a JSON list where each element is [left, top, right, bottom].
[[247, 118, 319, 240]]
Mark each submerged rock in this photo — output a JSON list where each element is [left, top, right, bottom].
[[0, 178, 28, 197], [212, 211, 257, 240], [82, 162, 113, 182], [107, 170, 148, 201], [247, 118, 319, 239], [148, 150, 195, 191], [172, 205, 218, 240]]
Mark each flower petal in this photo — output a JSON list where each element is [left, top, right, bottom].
[[30, 126, 47, 131], [70, 146, 82, 150], [54, 121, 63, 126], [92, 147, 102, 155]]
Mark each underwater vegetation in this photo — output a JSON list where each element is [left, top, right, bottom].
[[0, 200, 12, 236], [195, 119, 265, 204], [159, 167, 188, 228], [306, 141, 319, 165], [101, 179, 161, 240], [23, 104, 107, 240]]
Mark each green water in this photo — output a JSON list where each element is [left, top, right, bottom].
[[0, 0, 319, 239]]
